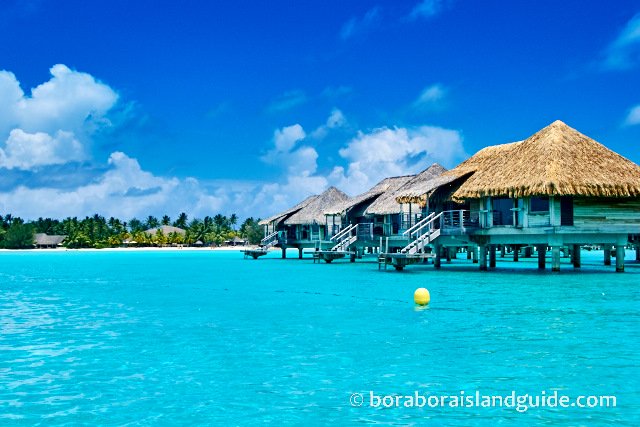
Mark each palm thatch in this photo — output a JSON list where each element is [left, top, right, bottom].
[[325, 177, 408, 215], [145, 225, 186, 235], [365, 163, 447, 215], [33, 233, 66, 247], [284, 187, 350, 225], [258, 195, 319, 226], [448, 120, 640, 200], [398, 121, 640, 203]]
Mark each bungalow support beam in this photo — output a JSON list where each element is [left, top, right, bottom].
[[473, 246, 478, 263], [298, 248, 303, 259], [434, 245, 441, 269], [513, 245, 519, 262], [489, 245, 496, 268], [446, 247, 452, 263], [616, 245, 625, 273], [479, 244, 487, 271], [552, 246, 561, 272], [572, 244, 581, 268], [604, 246, 611, 266], [537, 245, 546, 269], [281, 247, 287, 259], [636, 245, 640, 262], [466, 248, 472, 260]]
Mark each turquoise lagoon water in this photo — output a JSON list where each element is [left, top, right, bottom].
[[0, 249, 638, 426]]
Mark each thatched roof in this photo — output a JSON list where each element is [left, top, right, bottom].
[[366, 163, 447, 215], [324, 177, 403, 215], [399, 121, 640, 203], [284, 187, 350, 225], [33, 233, 66, 246], [258, 194, 319, 226], [145, 225, 186, 235], [449, 120, 640, 200]]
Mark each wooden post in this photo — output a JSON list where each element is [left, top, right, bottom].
[[451, 247, 457, 259], [635, 245, 640, 261], [552, 246, 560, 272], [513, 245, 519, 262], [466, 247, 472, 260], [479, 244, 487, 271], [434, 245, 441, 269], [525, 246, 532, 258], [473, 245, 479, 263], [616, 245, 625, 272], [489, 245, 496, 268], [537, 245, 546, 269], [446, 247, 451, 263], [572, 244, 581, 268], [500, 245, 505, 258], [281, 247, 287, 259], [604, 246, 611, 266], [298, 248, 303, 259]]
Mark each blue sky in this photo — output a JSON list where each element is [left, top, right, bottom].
[[1, 0, 639, 220]]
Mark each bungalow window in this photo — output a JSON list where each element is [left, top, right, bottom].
[[530, 196, 550, 213]]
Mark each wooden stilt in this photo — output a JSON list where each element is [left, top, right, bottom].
[[635, 245, 640, 261], [513, 245, 519, 262], [552, 246, 560, 272], [281, 247, 287, 259], [572, 244, 581, 268], [446, 247, 451, 263], [467, 248, 472, 260], [604, 246, 611, 266], [500, 245, 505, 258], [616, 245, 625, 272], [434, 245, 441, 269], [489, 245, 496, 268], [473, 246, 479, 263], [298, 248, 303, 259], [479, 244, 487, 271], [537, 245, 546, 269]]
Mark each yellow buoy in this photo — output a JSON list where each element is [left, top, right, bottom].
[[414, 288, 430, 305]]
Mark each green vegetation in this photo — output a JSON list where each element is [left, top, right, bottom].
[[0, 213, 263, 249]]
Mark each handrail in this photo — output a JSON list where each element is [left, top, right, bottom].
[[260, 230, 279, 245], [410, 212, 442, 238], [330, 223, 357, 242], [402, 212, 435, 236]]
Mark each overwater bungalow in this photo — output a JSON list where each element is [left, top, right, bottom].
[[257, 187, 349, 258], [318, 164, 447, 261], [392, 120, 640, 272]]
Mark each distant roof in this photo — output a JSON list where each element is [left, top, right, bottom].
[[34, 233, 66, 246], [284, 187, 350, 225], [258, 194, 319, 226], [145, 225, 186, 235], [324, 177, 400, 215], [365, 164, 447, 215], [225, 236, 246, 243]]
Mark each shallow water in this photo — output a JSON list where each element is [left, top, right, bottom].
[[0, 249, 638, 425]]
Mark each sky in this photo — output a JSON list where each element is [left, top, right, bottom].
[[1, 0, 639, 221]]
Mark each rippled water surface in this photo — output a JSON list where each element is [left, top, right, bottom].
[[0, 250, 638, 425]]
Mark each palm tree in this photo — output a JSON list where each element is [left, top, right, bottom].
[[229, 213, 238, 230], [145, 215, 159, 229], [161, 215, 171, 226], [174, 212, 188, 229]]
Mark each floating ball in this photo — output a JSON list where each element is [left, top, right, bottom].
[[414, 288, 430, 305]]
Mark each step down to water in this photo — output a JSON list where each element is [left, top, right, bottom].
[[378, 252, 435, 271], [314, 250, 355, 264], [242, 248, 268, 259]]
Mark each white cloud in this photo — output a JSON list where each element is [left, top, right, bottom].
[[0, 129, 85, 170], [0, 64, 119, 170], [311, 108, 348, 139], [603, 13, 640, 70], [328, 125, 465, 194], [624, 104, 640, 126], [413, 84, 447, 109], [261, 124, 319, 176], [409, 0, 445, 20], [340, 7, 381, 40]]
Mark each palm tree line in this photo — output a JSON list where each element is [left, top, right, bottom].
[[0, 213, 263, 249]]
